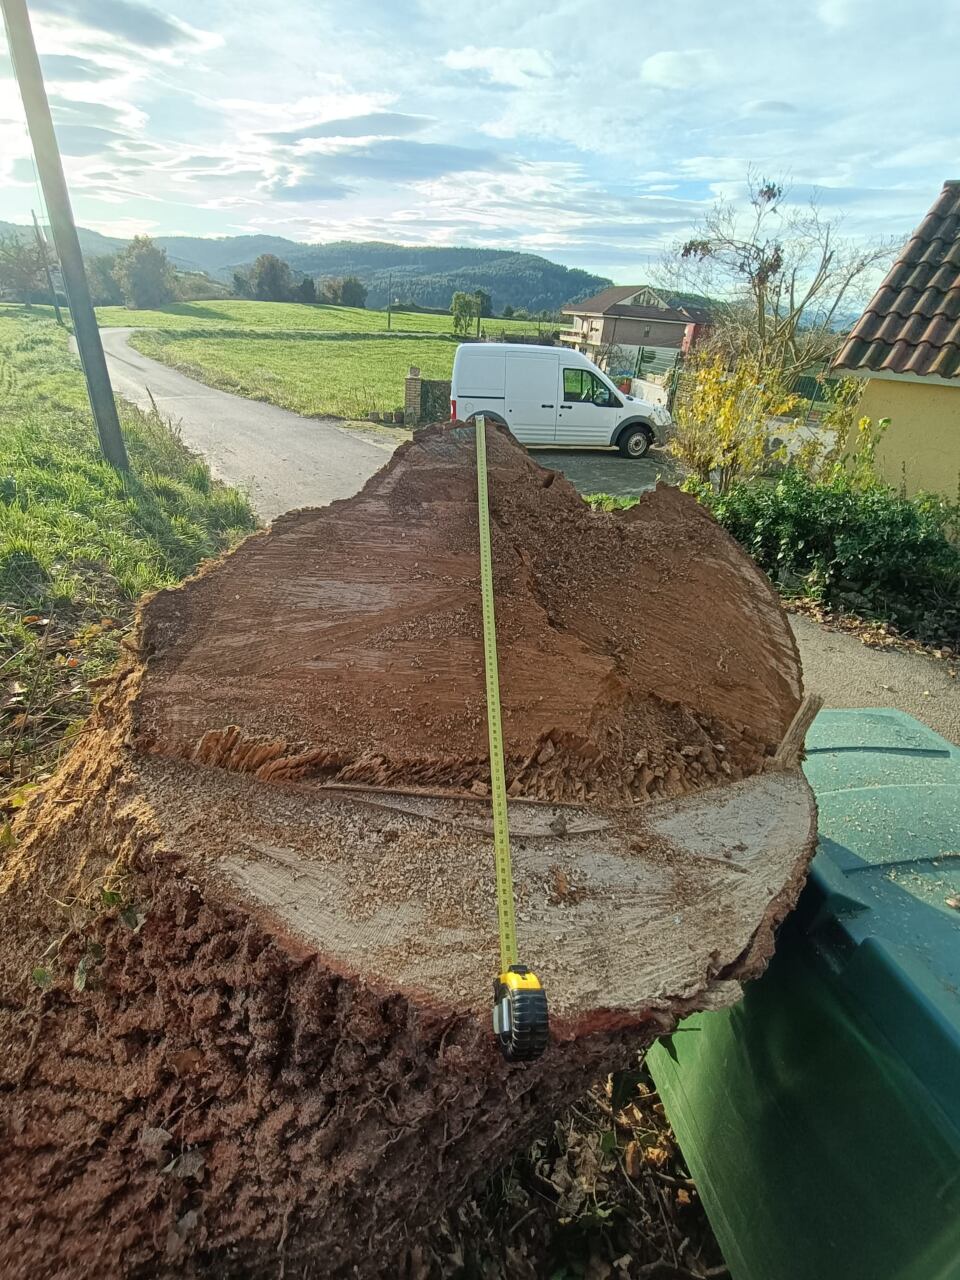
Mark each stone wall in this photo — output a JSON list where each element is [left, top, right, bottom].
[[404, 366, 452, 425]]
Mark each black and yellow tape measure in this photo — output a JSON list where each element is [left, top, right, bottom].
[[474, 416, 549, 1063]]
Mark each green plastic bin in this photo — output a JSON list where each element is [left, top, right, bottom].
[[648, 709, 960, 1280]]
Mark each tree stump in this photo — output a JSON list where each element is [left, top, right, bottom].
[[0, 422, 816, 1278]]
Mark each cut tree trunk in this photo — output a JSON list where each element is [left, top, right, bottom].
[[0, 421, 816, 1279]]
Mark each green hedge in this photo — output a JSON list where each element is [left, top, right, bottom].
[[706, 470, 960, 645]]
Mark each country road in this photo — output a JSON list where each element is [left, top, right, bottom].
[[98, 328, 395, 520], [95, 326, 959, 743]]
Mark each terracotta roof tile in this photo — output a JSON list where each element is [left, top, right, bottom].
[[833, 182, 960, 379], [931, 345, 960, 377], [882, 260, 912, 291], [913, 285, 960, 318]]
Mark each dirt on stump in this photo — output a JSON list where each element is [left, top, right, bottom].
[[0, 421, 816, 1279]]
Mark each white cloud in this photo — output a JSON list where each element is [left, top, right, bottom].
[[640, 50, 719, 89], [816, 0, 861, 28], [441, 46, 553, 88], [79, 215, 159, 237]]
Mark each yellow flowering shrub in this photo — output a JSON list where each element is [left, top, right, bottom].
[[669, 351, 799, 493]]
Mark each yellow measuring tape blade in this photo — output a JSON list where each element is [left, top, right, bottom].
[[474, 416, 518, 972]]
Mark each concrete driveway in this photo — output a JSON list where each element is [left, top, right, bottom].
[[529, 446, 680, 498], [97, 328, 395, 520]]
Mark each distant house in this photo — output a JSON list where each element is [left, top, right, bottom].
[[560, 285, 712, 376], [832, 180, 960, 496]]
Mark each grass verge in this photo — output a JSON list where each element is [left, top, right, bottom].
[[0, 305, 257, 816]]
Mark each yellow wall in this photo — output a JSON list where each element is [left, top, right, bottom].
[[859, 378, 960, 497]]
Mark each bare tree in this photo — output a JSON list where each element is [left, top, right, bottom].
[[662, 174, 895, 384], [594, 340, 631, 376]]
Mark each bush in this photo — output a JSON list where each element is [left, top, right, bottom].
[[668, 349, 799, 493], [701, 469, 960, 645], [249, 255, 293, 302], [115, 235, 177, 309], [321, 276, 367, 308]]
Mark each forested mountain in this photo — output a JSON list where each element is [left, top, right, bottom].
[[0, 221, 611, 312], [155, 237, 611, 312]]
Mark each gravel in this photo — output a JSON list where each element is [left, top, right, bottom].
[[791, 614, 960, 745]]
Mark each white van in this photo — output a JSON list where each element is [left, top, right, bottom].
[[450, 343, 671, 458]]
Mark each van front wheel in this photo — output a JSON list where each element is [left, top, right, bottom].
[[618, 426, 653, 458]]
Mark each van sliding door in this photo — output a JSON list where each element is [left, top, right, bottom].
[[504, 356, 558, 445]]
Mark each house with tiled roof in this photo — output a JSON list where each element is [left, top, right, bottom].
[[560, 286, 712, 377], [832, 180, 960, 495]]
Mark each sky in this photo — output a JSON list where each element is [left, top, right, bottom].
[[1, 0, 958, 280]]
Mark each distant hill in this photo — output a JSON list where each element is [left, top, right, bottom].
[[0, 219, 123, 260], [0, 221, 611, 314], [152, 237, 612, 313]]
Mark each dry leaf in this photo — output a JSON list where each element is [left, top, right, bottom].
[[623, 1140, 641, 1179], [163, 1148, 206, 1179], [140, 1126, 172, 1151]]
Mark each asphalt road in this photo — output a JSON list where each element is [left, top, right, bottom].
[[97, 328, 395, 520]]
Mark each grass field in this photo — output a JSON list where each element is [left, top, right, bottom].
[[0, 305, 257, 812], [132, 330, 461, 418], [97, 298, 545, 337], [101, 298, 550, 419]]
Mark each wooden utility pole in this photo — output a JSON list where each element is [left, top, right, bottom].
[[386, 271, 392, 331], [2, 0, 128, 470], [31, 209, 62, 326], [475, 290, 482, 339]]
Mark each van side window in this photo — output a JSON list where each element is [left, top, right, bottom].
[[588, 375, 615, 407], [563, 368, 588, 401], [564, 368, 617, 407]]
